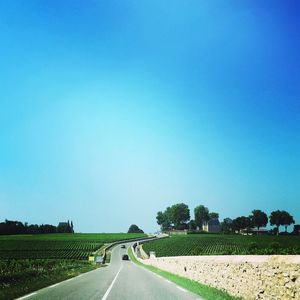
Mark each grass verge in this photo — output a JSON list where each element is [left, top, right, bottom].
[[0, 259, 101, 300], [128, 248, 241, 300]]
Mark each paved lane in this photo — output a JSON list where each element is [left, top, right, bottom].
[[106, 247, 201, 300], [20, 242, 203, 300]]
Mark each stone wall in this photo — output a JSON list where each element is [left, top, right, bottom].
[[139, 244, 149, 259], [140, 255, 300, 300]]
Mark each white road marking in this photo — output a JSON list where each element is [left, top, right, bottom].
[[165, 279, 172, 284], [101, 265, 123, 300], [17, 292, 37, 299], [177, 286, 187, 292], [48, 283, 60, 289], [65, 278, 73, 282]]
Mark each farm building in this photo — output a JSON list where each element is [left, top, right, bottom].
[[202, 218, 221, 233], [58, 222, 68, 227], [57, 221, 74, 233]]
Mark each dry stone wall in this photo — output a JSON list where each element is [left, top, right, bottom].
[[140, 255, 300, 300]]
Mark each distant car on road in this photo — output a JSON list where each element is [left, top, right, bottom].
[[122, 254, 129, 260], [121, 245, 126, 249]]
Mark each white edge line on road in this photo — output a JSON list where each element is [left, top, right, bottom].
[[131, 249, 199, 297], [48, 283, 60, 289], [16, 269, 93, 299], [17, 292, 37, 299], [65, 278, 73, 282], [176, 286, 187, 292], [101, 265, 123, 300], [15, 243, 133, 300]]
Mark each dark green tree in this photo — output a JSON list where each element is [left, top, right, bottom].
[[232, 216, 252, 232], [270, 210, 283, 235], [156, 203, 190, 231], [221, 218, 233, 233], [293, 224, 300, 235], [156, 211, 165, 226], [169, 203, 190, 229], [250, 210, 268, 231], [128, 224, 144, 233], [165, 207, 173, 224], [194, 205, 209, 230], [281, 211, 295, 232], [156, 211, 171, 231], [189, 220, 197, 231], [209, 212, 219, 219]]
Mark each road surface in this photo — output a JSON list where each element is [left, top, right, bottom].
[[18, 241, 203, 300]]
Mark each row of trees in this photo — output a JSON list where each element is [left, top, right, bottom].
[[156, 203, 298, 235], [156, 203, 219, 231], [224, 210, 296, 234], [0, 219, 74, 235]]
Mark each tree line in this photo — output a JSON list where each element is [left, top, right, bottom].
[[156, 203, 219, 231], [225, 209, 297, 234], [156, 203, 299, 235], [0, 219, 74, 235]]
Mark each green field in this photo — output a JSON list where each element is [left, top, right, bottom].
[[142, 234, 300, 256], [0, 233, 146, 260], [0, 259, 97, 300], [0, 233, 146, 300]]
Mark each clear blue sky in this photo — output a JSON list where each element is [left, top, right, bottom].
[[0, 1, 299, 232]]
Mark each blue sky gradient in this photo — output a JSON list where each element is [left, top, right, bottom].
[[0, 1, 299, 232]]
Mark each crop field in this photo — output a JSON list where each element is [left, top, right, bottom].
[[0, 233, 146, 260], [0, 259, 97, 300], [142, 234, 300, 257], [0, 233, 146, 299]]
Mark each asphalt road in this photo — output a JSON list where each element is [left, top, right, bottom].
[[18, 241, 203, 300]]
